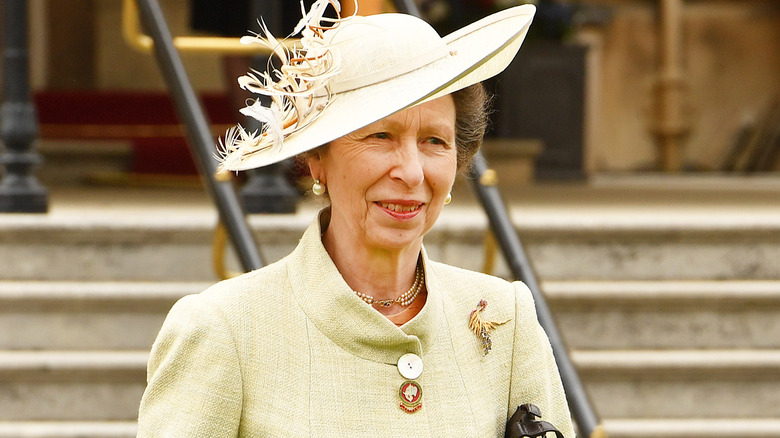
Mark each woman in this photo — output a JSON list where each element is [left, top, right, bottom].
[[137, 1, 575, 436]]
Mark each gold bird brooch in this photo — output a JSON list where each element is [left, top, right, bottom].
[[468, 299, 510, 355]]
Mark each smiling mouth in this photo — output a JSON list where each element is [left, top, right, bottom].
[[377, 202, 423, 213]]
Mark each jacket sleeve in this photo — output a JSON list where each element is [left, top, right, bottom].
[[137, 293, 243, 437], [508, 281, 576, 438]]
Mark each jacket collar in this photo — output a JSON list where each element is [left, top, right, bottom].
[[287, 209, 444, 365]]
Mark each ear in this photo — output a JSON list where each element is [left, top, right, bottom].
[[306, 153, 327, 184], [306, 152, 326, 184]]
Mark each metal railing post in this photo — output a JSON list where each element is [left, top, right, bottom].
[[134, 0, 263, 271], [0, 0, 48, 213]]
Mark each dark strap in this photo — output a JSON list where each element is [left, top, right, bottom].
[[505, 404, 565, 438]]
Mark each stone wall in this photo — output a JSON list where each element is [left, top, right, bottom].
[[582, 1, 780, 172]]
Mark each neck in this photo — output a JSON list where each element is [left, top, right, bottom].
[[322, 216, 422, 313]]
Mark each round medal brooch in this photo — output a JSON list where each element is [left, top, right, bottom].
[[399, 380, 423, 413]]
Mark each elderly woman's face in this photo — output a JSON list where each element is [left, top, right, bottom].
[[309, 95, 457, 252]]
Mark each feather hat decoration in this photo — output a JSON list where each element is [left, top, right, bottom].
[[217, 0, 536, 171], [217, 0, 345, 172]]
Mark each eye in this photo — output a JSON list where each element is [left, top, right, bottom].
[[425, 137, 451, 148], [368, 132, 390, 140]]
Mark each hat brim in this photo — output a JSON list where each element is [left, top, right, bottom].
[[231, 5, 535, 170]]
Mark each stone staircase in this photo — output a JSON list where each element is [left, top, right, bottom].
[[1, 177, 779, 437]]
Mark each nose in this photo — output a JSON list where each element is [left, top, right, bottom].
[[388, 138, 425, 187]]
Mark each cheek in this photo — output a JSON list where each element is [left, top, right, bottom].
[[433, 154, 458, 189], [332, 160, 378, 201]]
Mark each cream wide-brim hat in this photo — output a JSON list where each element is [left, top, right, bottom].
[[220, 4, 536, 171]]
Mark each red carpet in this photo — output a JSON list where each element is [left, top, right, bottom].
[[34, 90, 237, 175]]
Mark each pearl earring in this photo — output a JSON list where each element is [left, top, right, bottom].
[[444, 192, 452, 205], [312, 179, 326, 196]]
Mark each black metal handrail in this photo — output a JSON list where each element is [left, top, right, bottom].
[[134, 0, 263, 271]]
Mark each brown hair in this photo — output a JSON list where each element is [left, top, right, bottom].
[[452, 83, 490, 172]]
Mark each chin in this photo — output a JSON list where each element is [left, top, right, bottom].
[[368, 229, 426, 252]]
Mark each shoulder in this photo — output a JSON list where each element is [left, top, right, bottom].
[[162, 254, 298, 338], [196, 254, 293, 305], [147, 254, 303, 385], [428, 261, 532, 300], [427, 260, 511, 289], [426, 261, 534, 319]]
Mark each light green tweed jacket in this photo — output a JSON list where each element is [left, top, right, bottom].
[[137, 214, 575, 437]]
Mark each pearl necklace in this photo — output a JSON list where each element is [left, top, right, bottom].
[[355, 264, 424, 307]]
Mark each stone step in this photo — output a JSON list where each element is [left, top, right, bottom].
[[0, 208, 302, 282], [37, 140, 132, 187], [1, 199, 778, 281], [0, 282, 204, 350], [2, 280, 778, 350], [546, 280, 780, 349], [602, 419, 780, 438], [0, 351, 146, 422], [1, 349, 778, 421], [574, 349, 780, 419]]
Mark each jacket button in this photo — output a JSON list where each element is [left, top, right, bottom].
[[397, 353, 423, 380]]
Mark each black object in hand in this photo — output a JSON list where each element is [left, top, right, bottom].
[[505, 404, 564, 438]]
